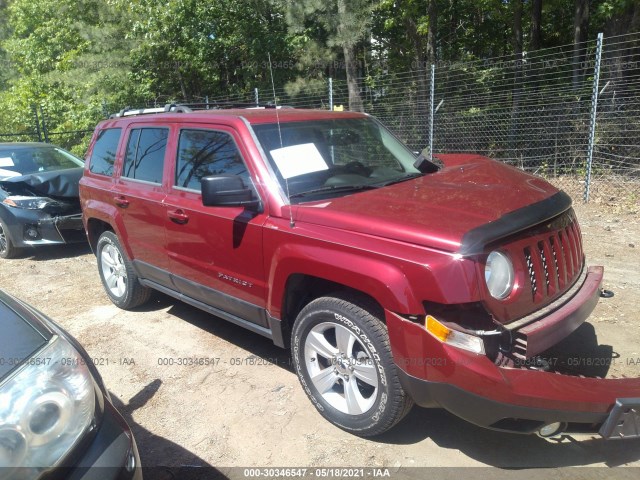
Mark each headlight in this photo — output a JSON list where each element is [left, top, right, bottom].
[[2, 196, 53, 210], [0, 335, 96, 478], [484, 251, 514, 299]]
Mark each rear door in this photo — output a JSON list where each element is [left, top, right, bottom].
[[163, 124, 269, 326], [114, 125, 172, 286]]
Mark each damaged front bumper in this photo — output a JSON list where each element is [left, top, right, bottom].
[[386, 265, 640, 439], [1, 209, 85, 247], [1, 166, 86, 248]]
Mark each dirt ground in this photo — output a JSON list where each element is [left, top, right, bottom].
[[1, 201, 639, 478]]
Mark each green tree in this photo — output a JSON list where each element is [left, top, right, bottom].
[[284, 0, 381, 111], [123, 0, 294, 102], [1, 0, 143, 153], [0, 0, 13, 91]]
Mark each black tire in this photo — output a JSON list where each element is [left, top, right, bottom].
[[96, 231, 151, 309], [291, 293, 413, 436], [0, 219, 22, 259]]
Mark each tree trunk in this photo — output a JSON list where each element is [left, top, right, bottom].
[[177, 67, 188, 102], [531, 0, 542, 51], [343, 44, 364, 112], [448, 0, 458, 60], [426, 0, 437, 64], [337, 0, 364, 112], [406, 15, 428, 148], [513, 0, 523, 55], [572, 0, 590, 90]]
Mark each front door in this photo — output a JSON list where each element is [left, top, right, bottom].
[[163, 125, 268, 326]]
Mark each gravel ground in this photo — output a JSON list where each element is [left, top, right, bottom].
[[1, 201, 639, 479]]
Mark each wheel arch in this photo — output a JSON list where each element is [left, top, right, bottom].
[[0, 207, 18, 244], [268, 248, 423, 349], [86, 217, 114, 253]]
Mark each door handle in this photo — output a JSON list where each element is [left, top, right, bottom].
[[168, 209, 189, 225], [113, 196, 129, 208]]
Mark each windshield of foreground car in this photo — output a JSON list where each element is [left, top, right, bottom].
[[0, 146, 84, 177], [252, 117, 423, 203]]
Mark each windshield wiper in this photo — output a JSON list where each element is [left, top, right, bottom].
[[373, 172, 424, 187], [289, 184, 379, 199]]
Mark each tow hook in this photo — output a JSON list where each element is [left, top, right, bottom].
[[600, 289, 614, 298]]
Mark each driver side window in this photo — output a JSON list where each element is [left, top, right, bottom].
[[175, 129, 249, 191]]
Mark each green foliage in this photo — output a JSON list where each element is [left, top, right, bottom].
[[123, 0, 295, 101], [0, 0, 638, 153]]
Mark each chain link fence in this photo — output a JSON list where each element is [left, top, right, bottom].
[[589, 33, 640, 203], [350, 32, 639, 205], [190, 32, 638, 204], [3, 32, 638, 204], [0, 105, 94, 154]]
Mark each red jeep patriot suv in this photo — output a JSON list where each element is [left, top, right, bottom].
[[79, 105, 640, 439]]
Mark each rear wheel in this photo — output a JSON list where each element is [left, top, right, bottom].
[[291, 294, 413, 436], [96, 231, 151, 309], [0, 219, 21, 259]]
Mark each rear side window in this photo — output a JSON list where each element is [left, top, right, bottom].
[[175, 129, 249, 191], [89, 128, 121, 176], [123, 128, 168, 184]]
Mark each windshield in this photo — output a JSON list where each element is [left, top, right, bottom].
[[252, 117, 422, 203], [0, 146, 84, 177]]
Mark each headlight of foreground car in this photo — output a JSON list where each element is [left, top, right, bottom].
[[0, 335, 96, 476], [2, 196, 55, 210], [484, 250, 514, 300]]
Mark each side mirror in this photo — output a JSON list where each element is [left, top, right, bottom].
[[413, 153, 440, 173], [201, 175, 262, 210]]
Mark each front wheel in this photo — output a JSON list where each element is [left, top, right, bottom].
[[0, 219, 21, 259], [291, 294, 413, 436]]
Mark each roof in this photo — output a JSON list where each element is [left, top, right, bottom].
[[103, 108, 368, 126], [189, 108, 368, 125]]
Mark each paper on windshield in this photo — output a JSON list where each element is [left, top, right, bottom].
[[0, 157, 15, 167], [270, 143, 328, 179], [0, 168, 19, 177]]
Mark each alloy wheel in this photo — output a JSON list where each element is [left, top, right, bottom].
[[304, 322, 379, 415]]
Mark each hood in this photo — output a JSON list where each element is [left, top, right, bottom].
[[0, 167, 83, 198], [291, 154, 565, 253]]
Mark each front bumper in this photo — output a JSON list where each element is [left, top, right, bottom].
[[1, 209, 84, 248], [387, 265, 640, 438]]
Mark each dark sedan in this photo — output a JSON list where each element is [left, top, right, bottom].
[[0, 289, 142, 479], [0, 143, 85, 259]]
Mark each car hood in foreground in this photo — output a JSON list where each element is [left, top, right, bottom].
[[291, 154, 567, 253]]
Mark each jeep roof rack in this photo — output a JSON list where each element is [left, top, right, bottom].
[[109, 104, 193, 119], [109, 102, 292, 118]]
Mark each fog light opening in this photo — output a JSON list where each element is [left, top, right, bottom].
[[25, 225, 40, 239], [537, 422, 567, 438]]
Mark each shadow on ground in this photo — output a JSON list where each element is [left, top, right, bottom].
[[110, 380, 228, 480], [380, 408, 640, 468], [15, 241, 91, 261], [133, 292, 293, 370]]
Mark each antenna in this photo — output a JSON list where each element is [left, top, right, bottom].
[[268, 53, 294, 228]]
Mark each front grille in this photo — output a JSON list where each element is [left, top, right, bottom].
[[521, 212, 584, 304]]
